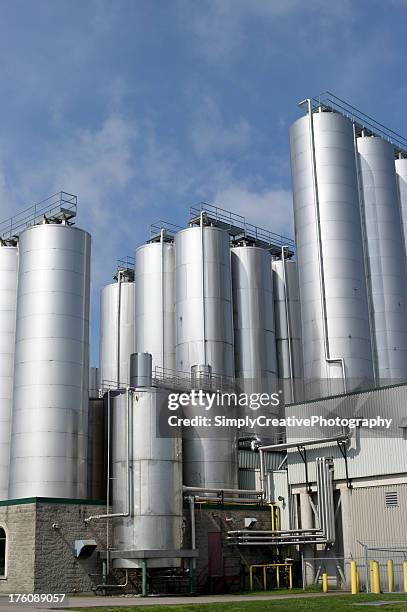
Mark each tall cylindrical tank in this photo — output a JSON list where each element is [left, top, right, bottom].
[[112, 387, 183, 568], [231, 246, 277, 398], [175, 225, 237, 490], [135, 240, 175, 372], [175, 225, 234, 376], [358, 136, 407, 383], [272, 258, 304, 404], [9, 223, 91, 499], [99, 275, 135, 387], [0, 245, 18, 499], [289, 110, 374, 398]]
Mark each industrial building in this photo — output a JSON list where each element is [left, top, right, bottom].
[[0, 92, 406, 596]]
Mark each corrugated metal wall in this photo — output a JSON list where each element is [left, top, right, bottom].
[[349, 484, 407, 554], [286, 384, 407, 484]]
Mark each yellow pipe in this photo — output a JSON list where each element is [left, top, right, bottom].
[[350, 560, 358, 595], [388, 559, 394, 593], [269, 503, 275, 531], [276, 565, 280, 589], [263, 566, 267, 591], [403, 560, 407, 593], [322, 572, 328, 593], [370, 560, 380, 594]]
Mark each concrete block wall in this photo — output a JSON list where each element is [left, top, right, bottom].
[[0, 502, 36, 593], [0, 500, 107, 595]]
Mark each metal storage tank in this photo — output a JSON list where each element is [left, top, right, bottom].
[[9, 222, 91, 499], [0, 245, 18, 499], [231, 245, 277, 398], [111, 387, 183, 568], [272, 257, 304, 404], [289, 108, 374, 398], [99, 273, 135, 387], [175, 224, 237, 490], [175, 225, 235, 377], [135, 239, 175, 372], [358, 136, 407, 383]]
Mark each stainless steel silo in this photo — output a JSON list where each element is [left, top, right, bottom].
[[358, 136, 407, 383], [0, 245, 18, 499], [175, 224, 237, 490], [231, 245, 277, 398], [9, 223, 91, 499], [175, 225, 234, 377], [272, 257, 303, 404], [135, 239, 175, 372], [99, 275, 135, 387], [111, 387, 183, 568], [289, 108, 374, 398]]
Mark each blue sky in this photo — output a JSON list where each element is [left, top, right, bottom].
[[1, 0, 407, 364]]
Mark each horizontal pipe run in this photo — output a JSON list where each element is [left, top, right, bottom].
[[231, 540, 326, 546], [227, 528, 322, 535], [259, 433, 349, 452], [194, 496, 264, 504], [183, 486, 263, 496]]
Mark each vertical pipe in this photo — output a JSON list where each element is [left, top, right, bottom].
[[116, 271, 123, 387], [322, 572, 328, 593], [200, 212, 207, 365], [141, 559, 147, 596], [281, 246, 295, 402], [160, 229, 165, 371], [106, 389, 111, 575]]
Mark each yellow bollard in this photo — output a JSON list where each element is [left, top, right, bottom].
[[370, 560, 380, 594], [350, 561, 358, 595], [322, 572, 328, 593], [403, 560, 407, 593], [388, 559, 394, 593]]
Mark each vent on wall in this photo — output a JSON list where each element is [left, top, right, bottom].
[[385, 491, 399, 508]]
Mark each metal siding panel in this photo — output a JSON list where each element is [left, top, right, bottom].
[[286, 384, 407, 484]]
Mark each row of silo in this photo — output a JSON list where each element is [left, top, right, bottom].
[[289, 106, 407, 398], [98, 223, 303, 497], [0, 222, 91, 501]]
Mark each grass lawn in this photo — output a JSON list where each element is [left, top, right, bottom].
[[71, 592, 407, 611]]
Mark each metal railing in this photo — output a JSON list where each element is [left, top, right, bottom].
[[150, 220, 183, 241], [0, 191, 77, 240], [300, 91, 407, 157], [189, 202, 295, 256]]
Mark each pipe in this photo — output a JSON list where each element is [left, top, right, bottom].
[[85, 388, 132, 523], [116, 270, 123, 388], [183, 485, 263, 496], [93, 569, 129, 592], [200, 212, 207, 365], [259, 448, 266, 499], [307, 98, 347, 392], [258, 432, 349, 452], [188, 496, 196, 572], [194, 496, 263, 504], [160, 228, 165, 369], [281, 245, 295, 402], [228, 529, 322, 535]]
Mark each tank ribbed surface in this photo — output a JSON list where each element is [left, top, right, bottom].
[[9, 224, 90, 499]]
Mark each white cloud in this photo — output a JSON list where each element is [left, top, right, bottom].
[[211, 183, 293, 238]]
